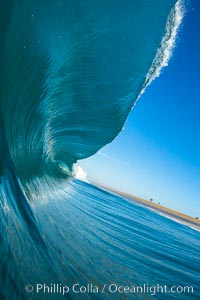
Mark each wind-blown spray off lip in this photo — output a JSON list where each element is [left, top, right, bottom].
[[135, 0, 184, 104], [0, 0, 186, 299]]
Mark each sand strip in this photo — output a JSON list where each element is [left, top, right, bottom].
[[99, 186, 200, 231]]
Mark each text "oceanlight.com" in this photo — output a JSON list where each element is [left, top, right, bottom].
[[25, 283, 194, 296]]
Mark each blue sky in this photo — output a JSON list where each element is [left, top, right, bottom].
[[79, 0, 200, 217]]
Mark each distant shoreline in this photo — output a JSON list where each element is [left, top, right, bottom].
[[98, 185, 200, 231]]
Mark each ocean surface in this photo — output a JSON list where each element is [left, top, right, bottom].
[[1, 178, 200, 299], [1, 0, 199, 299]]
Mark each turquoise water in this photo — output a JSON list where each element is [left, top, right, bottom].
[[1, 178, 200, 299], [1, 0, 199, 299]]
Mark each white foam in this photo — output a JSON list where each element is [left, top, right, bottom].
[[135, 0, 184, 103], [73, 164, 89, 183]]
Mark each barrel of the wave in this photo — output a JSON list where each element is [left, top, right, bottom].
[[0, 0, 180, 182], [0, 1, 185, 299]]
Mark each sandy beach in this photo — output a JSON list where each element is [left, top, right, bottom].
[[99, 186, 200, 231]]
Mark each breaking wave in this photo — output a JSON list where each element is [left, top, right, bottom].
[[137, 0, 184, 100], [0, 0, 186, 299]]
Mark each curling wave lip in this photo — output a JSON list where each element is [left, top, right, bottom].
[[0, 0, 185, 299]]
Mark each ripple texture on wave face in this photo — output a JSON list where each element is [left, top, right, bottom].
[[0, 0, 178, 180], [0, 1, 185, 299]]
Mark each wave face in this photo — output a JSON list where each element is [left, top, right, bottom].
[[0, 0, 180, 177], [0, 0, 187, 299]]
